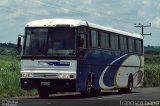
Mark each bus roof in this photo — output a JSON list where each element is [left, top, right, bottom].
[[26, 18, 143, 39]]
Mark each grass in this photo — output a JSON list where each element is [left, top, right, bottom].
[[0, 55, 37, 98], [144, 63, 160, 87], [145, 54, 160, 64], [144, 54, 160, 87]]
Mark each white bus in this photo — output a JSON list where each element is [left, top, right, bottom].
[[17, 18, 144, 98]]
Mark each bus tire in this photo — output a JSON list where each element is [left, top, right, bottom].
[[38, 88, 50, 99], [81, 75, 94, 96], [127, 77, 133, 93]]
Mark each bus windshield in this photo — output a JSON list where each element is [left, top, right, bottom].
[[23, 27, 76, 57]]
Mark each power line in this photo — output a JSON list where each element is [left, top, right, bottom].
[[134, 23, 151, 37]]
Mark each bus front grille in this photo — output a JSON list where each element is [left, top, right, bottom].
[[24, 67, 69, 71], [33, 73, 58, 78]]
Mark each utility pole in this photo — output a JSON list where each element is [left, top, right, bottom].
[[134, 23, 151, 37]]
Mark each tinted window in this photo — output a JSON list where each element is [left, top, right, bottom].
[[115, 35, 119, 50], [100, 32, 106, 48], [90, 30, 99, 47], [24, 27, 76, 56], [120, 36, 125, 51], [123, 37, 128, 51], [120, 36, 128, 52], [79, 33, 86, 48], [128, 38, 136, 52], [111, 33, 116, 50], [111, 34, 119, 50], [100, 32, 110, 49], [128, 38, 132, 52], [106, 33, 110, 48]]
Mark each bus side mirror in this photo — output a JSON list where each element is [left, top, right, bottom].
[[17, 37, 21, 50]]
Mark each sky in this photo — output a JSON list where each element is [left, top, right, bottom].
[[0, 0, 160, 46]]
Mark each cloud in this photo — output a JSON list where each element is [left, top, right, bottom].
[[55, 7, 70, 14], [152, 17, 160, 28], [0, 0, 160, 45], [83, 0, 93, 5], [142, 0, 150, 5], [0, 0, 8, 6], [6, 10, 23, 20]]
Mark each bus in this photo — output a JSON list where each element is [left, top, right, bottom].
[[17, 18, 144, 98]]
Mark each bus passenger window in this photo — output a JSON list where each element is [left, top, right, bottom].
[[140, 40, 143, 54], [77, 33, 87, 56], [134, 39, 137, 53], [111, 33, 116, 50], [100, 32, 106, 48], [124, 37, 128, 52], [136, 39, 140, 53], [115, 35, 120, 50], [120, 36, 125, 51], [91, 30, 98, 47], [106, 33, 110, 48], [128, 38, 135, 53], [128, 38, 132, 52]]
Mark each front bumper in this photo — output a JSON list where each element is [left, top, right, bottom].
[[21, 78, 76, 92]]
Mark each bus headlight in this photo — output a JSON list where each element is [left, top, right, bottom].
[[58, 73, 70, 79], [21, 73, 28, 78], [28, 73, 33, 77]]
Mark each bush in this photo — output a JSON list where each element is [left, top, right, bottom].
[[144, 63, 160, 87], [0, 56, 37, 98]]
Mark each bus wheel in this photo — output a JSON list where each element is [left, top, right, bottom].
[[38, 88, 50, 99], [127, 77, 133, 93], [81, 76, 94, 96]]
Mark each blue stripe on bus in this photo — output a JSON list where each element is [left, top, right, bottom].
[[46, 62, 70, 66]]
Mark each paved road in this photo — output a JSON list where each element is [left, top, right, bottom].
[[1, 87, 160, 106]]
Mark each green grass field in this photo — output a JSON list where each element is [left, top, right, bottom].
[[0, 55, 160, 98], [0, 55, 37, 98], [144, 55, 160, 87], [144, 63, 160, 87]]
